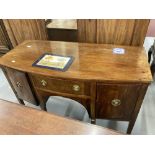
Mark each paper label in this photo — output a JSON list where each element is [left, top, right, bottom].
[[113, 48, 125, 54]]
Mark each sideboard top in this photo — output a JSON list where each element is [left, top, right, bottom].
[[0, 40, 152, 83]]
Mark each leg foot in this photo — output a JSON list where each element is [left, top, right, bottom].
[[18, 98, 25, 105], [91, 119, 96, 124], [127, 120, 135, 134]]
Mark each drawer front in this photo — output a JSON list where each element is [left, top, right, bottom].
[[96, 83, 141, 120], [30, 74, 90, 96], [5, 68, 37, 105]]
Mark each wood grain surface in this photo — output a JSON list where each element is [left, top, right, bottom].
[[97, 19, 135, 45], [2, 19, 47, 47], [0, 20, 12, 54], [96, 83, 142, 120], [0, 40, 152, 83], [78, 19, 150, 46], [0, 99, 121, 135]]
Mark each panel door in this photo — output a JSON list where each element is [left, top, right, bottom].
[[96, 83, 141, 120], [5, 68, 37, 105]]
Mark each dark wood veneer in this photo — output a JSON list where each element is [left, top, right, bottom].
[[0, 40, 152, 134]]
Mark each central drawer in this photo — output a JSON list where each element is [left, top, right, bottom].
[[29, 74, 90, 96]]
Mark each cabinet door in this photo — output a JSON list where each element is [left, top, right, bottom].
[[5, 68, 37, 105], [96, 83, 141, 120]]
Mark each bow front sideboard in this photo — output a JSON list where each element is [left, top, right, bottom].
[[0, 40, 152, 134]]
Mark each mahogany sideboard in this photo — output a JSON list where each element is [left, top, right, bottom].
[[0, 40, 152, 134]]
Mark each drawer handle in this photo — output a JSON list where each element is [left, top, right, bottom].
[[41, 80, 47, 86], [72, 84, 80, 91], [111, 99, 121, 107], [16, 81, 22, 88]]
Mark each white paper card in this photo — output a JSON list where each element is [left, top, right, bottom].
[[113, 48, 125, 54]]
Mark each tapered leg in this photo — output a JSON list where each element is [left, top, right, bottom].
[[17, 98, 25, 105], [127, 120, 136, 134], [127, 84, 149, 134], [91, 119, 96, 124], [90, 82, 96, 124], [40, 102, 47, 111]]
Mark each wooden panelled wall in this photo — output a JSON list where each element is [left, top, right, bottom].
[[0, 20, 13, 55], [3, 19, 47, 47], [77, 19, 150, 46], [1, 19, 150, 47], [0, 26, 8, 50]]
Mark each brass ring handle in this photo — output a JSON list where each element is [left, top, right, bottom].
[[111, 99, 121, 107], [72, 84, 80, 91], [41, 80, 47, 87], [16, 81, 22, 88]]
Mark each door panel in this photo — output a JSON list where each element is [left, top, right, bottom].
[[96, 83, 141, 120], [5, 68, 37, 105]]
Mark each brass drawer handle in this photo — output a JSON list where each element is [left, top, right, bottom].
[[16, 81, 22, 88], [41, 80, 47, 86], [72, 84, 80, 91], [111, 99, 121, 107]]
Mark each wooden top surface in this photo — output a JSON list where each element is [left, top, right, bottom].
[[0, 40, 152, 83], [46, 19, 77, 30], [0, 99, 121, 135]]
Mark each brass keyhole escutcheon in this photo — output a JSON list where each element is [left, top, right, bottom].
[[16, 81, 22, 88], [41, 80, 47, 87], [72, 84, 80, 91], [111, 99, 121, 107]]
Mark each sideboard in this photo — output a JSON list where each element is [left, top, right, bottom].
[[0, 40, 152, 134]]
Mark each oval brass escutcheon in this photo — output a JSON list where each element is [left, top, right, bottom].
[[72, 84, 80, 91], [111, 99, 121, 107], [16, 81, 22, 88], [41, 80, 47, 87]]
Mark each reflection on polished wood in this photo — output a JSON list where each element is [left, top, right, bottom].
[[0, 99, 121, 135], [0, 40, 152, 82], [47, 20, 77, 42], [46, 19, 77, 30]]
